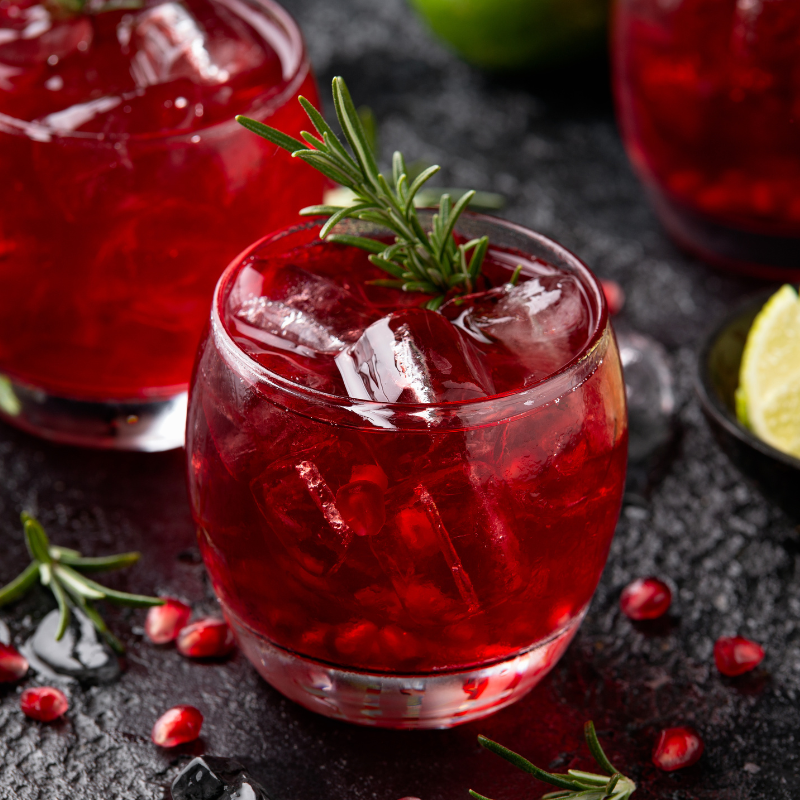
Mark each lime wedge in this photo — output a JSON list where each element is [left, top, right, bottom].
[[736, 284, 800, 459]]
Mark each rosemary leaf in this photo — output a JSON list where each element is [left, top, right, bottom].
[[477, 736, 580, 792], [22, 514, 52, 564], [327, 234, 389, 254], [58, 566, 163, 607], [50, 576, 71, 640], [70, 592, 126, 654], [0, 562, 39, 607], [585, 723, 620, 776], [54, 564, 106, 600], [332, 78, 380, 186], [468, 792, 495, 800], [438, 190, 475, 261], [54, 552, 141, 572], [234, 115, 305, 153], [405, 165, 441, 216], [320, 204, 373, 238]]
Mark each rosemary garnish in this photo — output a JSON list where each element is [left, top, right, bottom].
[[471, 722, 636, 800], [47, 0, 143, 16], [0, 513, 163, 654], [237, 76, 490, 311]]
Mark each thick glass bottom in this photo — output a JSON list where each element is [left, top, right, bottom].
[[228, 605, 585, 729], [0, 375, 187, 451], [648, 188, 800, 281]]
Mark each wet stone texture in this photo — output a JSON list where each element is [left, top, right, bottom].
[[1, 0, 799, 798]]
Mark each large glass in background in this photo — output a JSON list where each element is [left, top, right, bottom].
[[613, 0, 800, 278], [186, 213, 628, 728], [0, 0, 324, 449]]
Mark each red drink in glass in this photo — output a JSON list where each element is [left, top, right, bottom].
[[613, 0, 800, 278], [186, 213, 628, 728], [0, 0, 324, 448]]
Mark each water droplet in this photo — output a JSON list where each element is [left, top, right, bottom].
[[23, 608, 120, 685]]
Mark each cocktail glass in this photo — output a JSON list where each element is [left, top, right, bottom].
[[0, 0, 324, 449], [612, 0, 800, 279], [186, 212, 628, 728]]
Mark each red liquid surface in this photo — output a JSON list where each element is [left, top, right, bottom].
[[0, 0, 324, 399], [186, 224, 628, 674], [613, 0, 800, 237]]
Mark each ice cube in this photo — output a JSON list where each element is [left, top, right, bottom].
[[252, 453, 354, 576], [443, 275, 590, 384], [230, 264, 374, 357], [251, 439, 386, 576], [335, 308, 495, 404], [171, 755, 271, 800], [370, 461, 525, 624], [123, 2, 231, 88]]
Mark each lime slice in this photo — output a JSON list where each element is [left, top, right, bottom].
[[736, 284, 800, 458]]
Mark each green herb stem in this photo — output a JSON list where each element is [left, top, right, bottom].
[[472, 723, 636, 800], [237, 76, 493, 310], [0, 513, 163, 652]]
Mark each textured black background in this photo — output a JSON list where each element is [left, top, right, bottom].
[[2, 1, 799, 798]]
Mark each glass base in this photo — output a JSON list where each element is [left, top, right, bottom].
[[0, 375, 187, 451], [228, 606, 585, 729], [648, 188, 800, 281]]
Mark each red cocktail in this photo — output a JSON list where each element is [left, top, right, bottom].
[[186, 213, 627, 728], [613, 0, 800, 278], [0, 0, 324, 448]]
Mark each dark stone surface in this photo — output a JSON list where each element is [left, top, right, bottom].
[[1, 0, 799, 798]]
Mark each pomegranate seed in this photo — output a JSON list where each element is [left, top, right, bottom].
[[601, 279, 625, 316], [145, 598, 192, 644], [620, 577, 672, 620], [714, 636, 765, 677], [151, 705, 203, 747], [176, 618, 235, 659], [336, 480, 386, 536], [652, 726, 704, 771], [20, 687, 69, 722], [350, 464, 389, 491], [0, 643, 29, 683]]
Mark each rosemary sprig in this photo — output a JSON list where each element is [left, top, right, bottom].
[[471, 722, 636, 800], [0, 513, 163, 654], [47, 0, 143, 16], [237, 76, 490, 311]]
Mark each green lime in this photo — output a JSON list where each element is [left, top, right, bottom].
[[408, 0, 609, 70], [736, 284, 800, 459]]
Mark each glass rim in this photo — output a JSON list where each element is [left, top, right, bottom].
[[0, 0, 309, 144], [209, 211, 612, 428]]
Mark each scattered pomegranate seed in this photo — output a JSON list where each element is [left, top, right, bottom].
[[620, 577, 672, 620], [0, 643, 29, 683], [176, 618, 235, 659], [601, 279, 625, 316], [145, 598, 192, 644], [714, 636, 765, 677], [151, 705, 203, 747], [20, 687, 69, 722], [652, 726, 704, 771]]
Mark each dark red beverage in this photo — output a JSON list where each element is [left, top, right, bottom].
[[0, 0, 324, 446], [613, 0, 800, 277], [186, 214, 628, 728]]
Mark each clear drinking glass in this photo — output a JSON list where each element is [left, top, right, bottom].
[[612, 0, 800, 279], [0, 0, 324, 449], [186, 213, 628, 728]]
